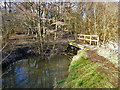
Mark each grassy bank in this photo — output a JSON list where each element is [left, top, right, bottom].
[[57, 49, 118, 88]]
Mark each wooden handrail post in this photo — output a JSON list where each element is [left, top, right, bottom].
[[84, 35, 85, 43], [90, 35, 91, 45], [97, 36, 99, 46]]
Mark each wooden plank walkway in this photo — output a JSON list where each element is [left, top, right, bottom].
[[69, 41, 84, 49]]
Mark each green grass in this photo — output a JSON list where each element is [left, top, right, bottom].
[[57, 49, 118, 88]]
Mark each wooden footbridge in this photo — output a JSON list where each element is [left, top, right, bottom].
[[69, 34, 99, 50]]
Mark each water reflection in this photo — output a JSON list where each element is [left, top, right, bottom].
[[2, 55, 70, 88]]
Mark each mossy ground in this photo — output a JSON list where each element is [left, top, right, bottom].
[[57, 49, 118, 88]]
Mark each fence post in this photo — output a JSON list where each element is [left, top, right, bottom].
[[90, 35, 91, 45], [78, 34, 80, 42], [84, 35, 85, 43], [97, 36, 99, 46]]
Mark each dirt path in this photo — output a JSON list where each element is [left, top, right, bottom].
[[86, 49, 118, 88]]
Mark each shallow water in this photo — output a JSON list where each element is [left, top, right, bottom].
[[2, 55, 70, 88]]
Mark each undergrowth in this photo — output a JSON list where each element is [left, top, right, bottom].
[[97, 47, 118, 67]]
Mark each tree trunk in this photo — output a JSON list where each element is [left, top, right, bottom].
[[37, 1, 43, 54], [9, 0, 12, 13], [4, 0, 7, 14]]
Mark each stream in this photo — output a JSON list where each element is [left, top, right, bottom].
[[2, 54, 71, 88]]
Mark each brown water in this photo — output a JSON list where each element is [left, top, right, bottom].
[[2, 55, 70, 88]]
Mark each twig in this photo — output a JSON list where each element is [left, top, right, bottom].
[[0, 43, 8, 52], [0, 41, 17, 64], [0, 50, 13, 65]]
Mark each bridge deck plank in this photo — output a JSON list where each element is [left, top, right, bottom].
[[69, 41, 94, 49]]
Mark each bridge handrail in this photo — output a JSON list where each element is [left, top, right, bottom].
[[78, 34, 98, 37], [77, 34, 99, 46]]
